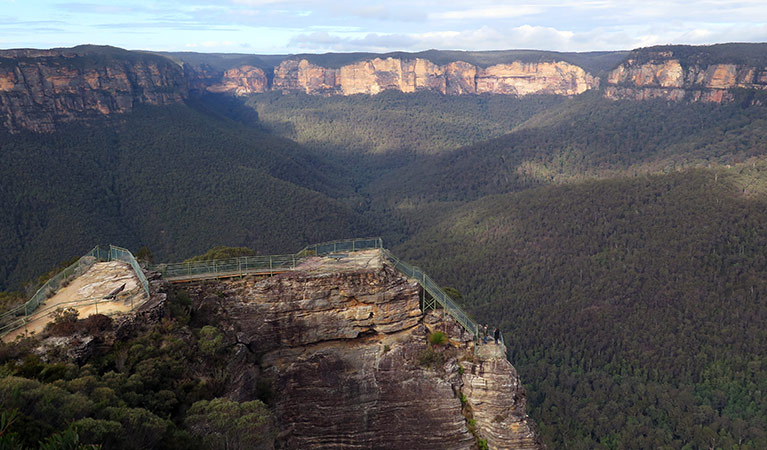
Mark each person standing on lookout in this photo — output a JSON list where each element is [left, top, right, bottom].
[[493, 327, 500, 344], [483, 324, 489, 344]]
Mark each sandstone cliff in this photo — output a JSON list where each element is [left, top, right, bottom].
[[185, 63, 268, 96], [0, 46, 187, 132], [270, 57, 597, 97], [605, 50, 767, 103], [189, 249, 541, 450]]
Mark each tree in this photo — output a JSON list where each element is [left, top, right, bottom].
[[185, 398, 273, 450]]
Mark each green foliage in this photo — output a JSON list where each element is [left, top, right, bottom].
[[397, 166, 767, 449], [442, 287, 463, 302], [0, 101, 373, 291], [38, 427, 101, 450], [428, 331, 448, 346], [185, 398, 273, 450], [247, 90, 562, 158], [197, 326, 227, 358], [477, 438, 489, 450], [184, 246, 255, 263], [133, 247, 153, 264]]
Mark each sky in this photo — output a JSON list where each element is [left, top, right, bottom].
[[2, 0, 766, 54]]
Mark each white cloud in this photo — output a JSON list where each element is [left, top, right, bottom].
[[431, 5, 542, 20]]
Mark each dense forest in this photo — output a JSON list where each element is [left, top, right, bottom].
[[394, 165, 767, 448], [0, 97, 373, 292], [0, 288, 275, 449], [2, 44, 767, 448]]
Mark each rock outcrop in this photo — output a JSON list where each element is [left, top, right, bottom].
[[463, 344, 540, 449], [605, 50, 767, 103], [0, 46, 187, 132], [271, 57, 597, 97], [187, 64, 268, 96], [188, 249, 540, 450]]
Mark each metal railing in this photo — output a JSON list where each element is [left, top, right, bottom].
[[299, 237, 383, 256], [381, 248, 478, 338], [109, 245, 150, 296], [152, 253, 302, 280], [0, 245, 149, 338], [149, 237, 481, 341]]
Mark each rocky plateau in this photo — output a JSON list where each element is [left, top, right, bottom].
[[185, 250, 541, 450]]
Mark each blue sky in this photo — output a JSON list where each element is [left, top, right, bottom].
[[2, 0, 766, 54]]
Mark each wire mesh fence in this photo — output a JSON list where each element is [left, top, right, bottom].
[[381, 249, 478, 338], [153, 254, 302, 280], [109, 245, 150, 296], [298, 237, 383, 256], [1, 245, 149, 338]]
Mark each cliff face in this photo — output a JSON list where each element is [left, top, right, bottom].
[[605, 50, 767, 103], [270, 57, 597, 97], [186, 64, 268, 96], [191, 250, 540, 450], [0, 47, 187, 132]]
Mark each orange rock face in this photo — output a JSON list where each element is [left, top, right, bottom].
[[207, 65, 268, 95], [606, 51, 767, 103], [0, 50, 187, 132], [477, 61, 597, 96], [273, 57, 598, 97]]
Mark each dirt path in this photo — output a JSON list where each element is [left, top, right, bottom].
[[3, 261, 147, 341]]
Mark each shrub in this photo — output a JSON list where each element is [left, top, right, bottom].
[[46, 308, 80, 336], [428, 331, 448, 346], [418, 348, 445, 368]]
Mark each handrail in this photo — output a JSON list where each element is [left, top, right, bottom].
[[0, 295, 114, 336], [150, 253, 302, 279], [148, 237, 481, 339], [109, 245, 150, 297], [381, 248, 478, 338], [298, 237, 383, 256], [1, 245, 149, 338]]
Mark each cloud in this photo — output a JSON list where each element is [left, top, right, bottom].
[[351, 5, 427, 21], [290, 25, 581, 53], [431, 5, 542, 20], [287, 21, 767, 54]]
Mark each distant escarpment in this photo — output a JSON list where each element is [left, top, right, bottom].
[[187, 57, 597, 98], [0, 45, 187, 132], [605, 44, 767, 103], [269, 57, 597, 97]]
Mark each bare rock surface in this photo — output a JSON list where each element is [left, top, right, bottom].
[[0, 47, 187, 132], [605, 50, 767, 103], [188, 249, 541, 449], [271, 57, 597, 97], [463, 344, 541, 450], [3, 261, 148, 342]]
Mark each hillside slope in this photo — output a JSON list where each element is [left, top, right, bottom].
[[395, 165, 767, 448], [0, 100, 370, 291]]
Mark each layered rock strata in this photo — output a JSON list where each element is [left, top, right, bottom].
[[192, 250, 540, 449], [0, 48, 187, 132], [463, 344, 541, 449], [270, 57, 597, 97], [605, 51, 767, 103]]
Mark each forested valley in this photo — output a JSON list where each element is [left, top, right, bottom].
[[2, 77, 767, 448]]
